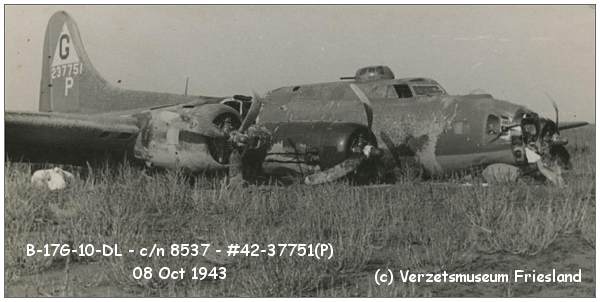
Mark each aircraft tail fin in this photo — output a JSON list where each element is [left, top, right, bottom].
[[39, 11, 220, 114], [40, 11, 110, 113]]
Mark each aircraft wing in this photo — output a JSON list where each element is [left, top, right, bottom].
[[558, 121, 589, 131], [5, 111, 140, 165]]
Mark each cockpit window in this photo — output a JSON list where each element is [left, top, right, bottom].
[[393, 84, 413, 98], [412, 85, 445, 96], [486, 115, 501, 135]]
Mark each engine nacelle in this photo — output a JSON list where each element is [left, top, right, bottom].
[[262, 121, 376, 174], [133, 103, 240, 172]]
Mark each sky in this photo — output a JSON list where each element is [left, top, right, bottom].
[[5, 5, 595, 122]]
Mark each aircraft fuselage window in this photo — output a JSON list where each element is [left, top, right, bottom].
[[393, 84, 413, 98], [412, 85, 444, 96], [486, 115, 501, 135]]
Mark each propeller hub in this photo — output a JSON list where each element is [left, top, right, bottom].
[[551, 134, 568, 146], [363, 144, 382, 158], [229, 131, 249, 147]]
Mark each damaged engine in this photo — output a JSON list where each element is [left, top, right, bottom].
[[509, 111, 571, 185]]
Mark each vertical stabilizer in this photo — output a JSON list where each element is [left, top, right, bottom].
[[40, 11, 110, 112], [39, 11, 220, 114]]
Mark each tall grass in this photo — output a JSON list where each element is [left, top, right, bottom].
[[4, 126, 595, 297]]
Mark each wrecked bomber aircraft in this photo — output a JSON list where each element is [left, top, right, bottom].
[[5, 11, 589, 185]]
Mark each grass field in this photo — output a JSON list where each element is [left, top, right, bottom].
[[4, 125, 595, 297]]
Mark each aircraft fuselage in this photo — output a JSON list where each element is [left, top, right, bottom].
[[262, 77, 541, 177]]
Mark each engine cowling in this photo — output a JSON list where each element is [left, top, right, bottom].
[[262, 121, 377, 174], [133, 103, 241, 171]]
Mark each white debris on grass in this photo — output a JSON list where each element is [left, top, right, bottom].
[[31, 167, 74, 191]]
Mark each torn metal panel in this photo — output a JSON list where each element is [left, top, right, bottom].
[[370, 95, 459, 174]]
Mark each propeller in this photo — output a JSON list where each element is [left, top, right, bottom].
[[489, 93, 575, 144], [227, 93, 266, 184], [239, 92, 263, 132], [543, 93, 588, 132], [227, 93, 263, 145], [544, 92, 560, 135], [304, 84, 381, 185]]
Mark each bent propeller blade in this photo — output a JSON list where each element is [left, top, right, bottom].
[[304, 156, 363, 185], [238, 92, 263, 132], [544, 92, 560, 135]]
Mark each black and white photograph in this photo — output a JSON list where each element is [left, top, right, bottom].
[[3, 4, 596, 297]]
